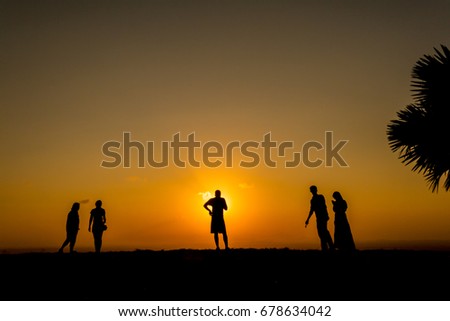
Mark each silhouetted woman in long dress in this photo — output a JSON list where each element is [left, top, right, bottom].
[[332, 192, 356, 251], [88, 200, 107, 253], [203, 190, 229, 250], [58, 202, 80, 253]]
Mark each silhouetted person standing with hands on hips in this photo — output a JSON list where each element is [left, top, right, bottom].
[[305, 185, 334, 251], [204, 190, 230, 251], [58, 202, 80, 253], [88, 200, 107, 253]]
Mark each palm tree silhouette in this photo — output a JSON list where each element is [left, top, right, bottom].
[[387, 45, 450, 192]]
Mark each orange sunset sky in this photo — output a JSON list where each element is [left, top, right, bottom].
[[1, 0, 450, 252]]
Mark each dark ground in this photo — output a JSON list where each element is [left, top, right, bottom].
[[1, 248, 450, 301]]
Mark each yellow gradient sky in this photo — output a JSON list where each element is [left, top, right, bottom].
[[1, 0, 450, 251]]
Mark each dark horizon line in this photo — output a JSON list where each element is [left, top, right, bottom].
[[3, 239, 450, 254]]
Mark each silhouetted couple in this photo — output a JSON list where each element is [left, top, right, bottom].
[[204, 190, 230, 251], [305, 185, 355, 252], [59, 200, 107, 254]]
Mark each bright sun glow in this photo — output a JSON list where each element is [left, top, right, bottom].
[[198, 191, 212, 201]]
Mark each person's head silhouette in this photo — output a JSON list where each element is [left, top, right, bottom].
[[95, 200, 102, 208], [332, 191, 343, 201], [215, 190, 221, 197], [309, 185, 318, 195], [72, 202, 80, 211]]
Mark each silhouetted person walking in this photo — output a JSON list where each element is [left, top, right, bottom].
[[332, 191, 356, 251], [305, 185, 334, 251], [204, 190, 229, 250], [88, 200, 107, 253], [58, 202, 80, 253]]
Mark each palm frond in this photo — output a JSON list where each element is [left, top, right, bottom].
[[411, 44, 450, 112]]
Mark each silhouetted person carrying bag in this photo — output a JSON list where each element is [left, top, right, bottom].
[[58, 202, 80, 253], [88, 200, 107, 253], [305, 185, 334, 251], [332, 191, 356, 251], [204, 190, 230, 251]]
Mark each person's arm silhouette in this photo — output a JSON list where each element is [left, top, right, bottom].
[[305, 201, 314, 227], [305, 211, 313, 227], [203, 200, 212, 215], [88, 211, 93, 232]]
